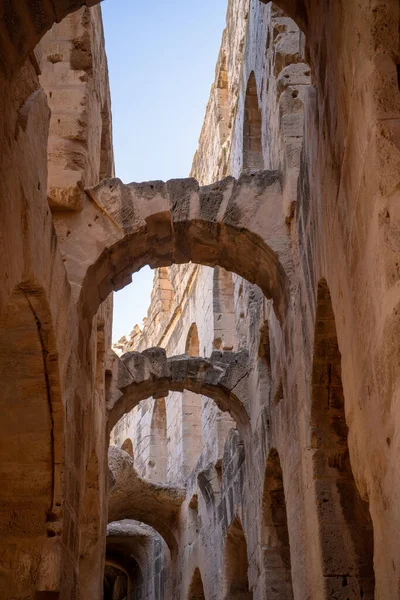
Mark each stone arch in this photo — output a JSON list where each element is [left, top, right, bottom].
[[108, 446, 185, 555], [213, 267, 236, 351], [223, 516, 252, 599], [103, 563, 129, 600], [148, 397, 168, 482], [0, 284, 64, 599], [242, 72, 264, 172], [262, 448, 294, 599], [73, 172, 291, 337], [106, 519, 168, 598], [107, 348, 251, 437], [188, 567, 206, 599], [106, 519, 160, 580], [105, 541, 146, 600], [310, 279, 375, 598]]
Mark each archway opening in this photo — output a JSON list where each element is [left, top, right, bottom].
[[121, 437, 134, 458], [112, 267, 154, 349], [262, 449, 294, 598], [188, 567, 206, 599], [242, 71, 263, 172], [310, 279, 375, 598], [223, 517, 253, 599], [105, 519, 169, 600], [186, 323, 200, 357]]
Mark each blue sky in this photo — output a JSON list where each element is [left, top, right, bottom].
[[102, 0, 227, 342]]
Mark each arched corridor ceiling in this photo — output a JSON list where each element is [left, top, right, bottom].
[[108, 446, 185, 554]]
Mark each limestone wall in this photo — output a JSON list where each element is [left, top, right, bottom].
[[0, 3, 114, 598], [0, 6, 115, 599], [1, 0, 400, 598], [39, 5, 113, 210]]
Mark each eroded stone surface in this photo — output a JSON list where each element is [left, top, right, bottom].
[[107, 348, 251, 434], [0, 0, 399, 598], [108, 446, 185, 554]]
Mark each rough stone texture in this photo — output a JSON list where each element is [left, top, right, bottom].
[[0, 0, 399, 599], [39, 6, 113, 210], [0, 6, 113, 599], [108, 446, 185, 555], [107, 348, 250, 433], [106, 520, 168, 600]]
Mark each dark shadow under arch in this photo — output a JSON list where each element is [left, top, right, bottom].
[[103, 563, 130, 600], [310, 279, 375, 598]]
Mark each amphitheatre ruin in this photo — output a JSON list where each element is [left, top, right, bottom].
[[0, 0, 399, 598]]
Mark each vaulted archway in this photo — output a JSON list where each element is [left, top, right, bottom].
[[103, 564, 130, 600], [106, 520, 169, 599], [108, 446, 185, 555]]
